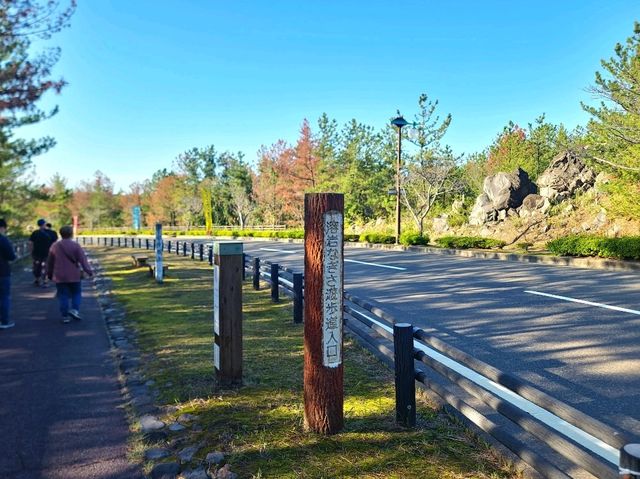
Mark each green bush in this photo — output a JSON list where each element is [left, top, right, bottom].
[[435, 236, 506, 249], [358, 232, 395, 244], [547, 235, 640, 260], [399, 232, 429, 246], [344, 233, 360, 242]]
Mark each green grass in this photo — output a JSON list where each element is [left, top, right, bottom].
[[90, 247, 518, 479]]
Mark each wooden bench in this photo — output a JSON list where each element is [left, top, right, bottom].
[[131, 255, 149, 267], [148, 264, 169, 278]]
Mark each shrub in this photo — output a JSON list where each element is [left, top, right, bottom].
[[547, 235, 640, 260], [358, 232, 395, 244], [435, 236, 506, 249], [344, 233, 360, 242], [399, 232, 429, 246]]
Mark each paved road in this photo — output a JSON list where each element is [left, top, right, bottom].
[[0, 266, 142, 479], [228, 240, 640, 441]]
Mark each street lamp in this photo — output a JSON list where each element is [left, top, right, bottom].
[[391, 115, 409, 244]]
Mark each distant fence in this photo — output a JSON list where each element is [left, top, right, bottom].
[[78, 225, 287, 234], [80, 235, 637, 479]]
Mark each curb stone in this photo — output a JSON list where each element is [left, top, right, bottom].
[[87, 251, 239, 479]]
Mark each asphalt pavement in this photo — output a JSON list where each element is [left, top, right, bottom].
[[231, 239, 640, 441], [0, 264, 142, 479]]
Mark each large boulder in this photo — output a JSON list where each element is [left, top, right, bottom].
[[484, 168, 537, 210], [519, 194, 550, 218], [538, 151, 595, 202], [469, 193, 497, 226]]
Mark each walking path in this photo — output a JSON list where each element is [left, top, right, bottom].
[[0, 264, 142, 479]]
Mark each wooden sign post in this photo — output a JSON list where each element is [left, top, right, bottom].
[[303, 193, 344, 435], [154, 223, 163, 283], [213, 241, 243, 387]]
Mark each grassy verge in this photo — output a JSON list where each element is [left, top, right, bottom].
[[90, 247, 518, 478]]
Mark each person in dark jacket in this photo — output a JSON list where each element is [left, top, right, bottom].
[[29, 219, 52, 286], [47, 225, 93, 323], [0, 218, 17, 329]]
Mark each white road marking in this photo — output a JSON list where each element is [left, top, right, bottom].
[[356, 310, 619, 465], [525, 290, 640, 316], [345, 259, 406, 271], [259, 247, 297, 254]]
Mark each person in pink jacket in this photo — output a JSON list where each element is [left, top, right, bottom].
[[46, 225, 93, 323]]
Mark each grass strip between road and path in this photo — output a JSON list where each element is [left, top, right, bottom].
[[89, 246, 519, 479]]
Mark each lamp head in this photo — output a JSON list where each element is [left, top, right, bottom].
[[391, 116, 409, 129]]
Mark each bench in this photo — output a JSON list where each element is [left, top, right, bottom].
[[131, 255, 149, 267], [148, 264, 169, 278]]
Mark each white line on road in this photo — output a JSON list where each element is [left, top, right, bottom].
[[344, 259, 406, 271], [524, 290, 640, 316], [259, 247, 298, 254]]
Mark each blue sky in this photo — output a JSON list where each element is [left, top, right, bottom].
[[21, 1, 639, 191]]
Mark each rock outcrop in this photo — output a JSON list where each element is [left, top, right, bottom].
[[537, 151, 595, 202], [519, 194, 550, 218], [469, 168, 537, 225]]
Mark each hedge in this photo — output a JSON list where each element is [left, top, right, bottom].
[[547, 235, 640, 260], [435, 236, 506, 249], [400, 232, 429, 246], [358, 232, 395, 244]]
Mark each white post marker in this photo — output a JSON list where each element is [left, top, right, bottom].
[[154, 223, 163, 283], [322, 210, 343, 368]]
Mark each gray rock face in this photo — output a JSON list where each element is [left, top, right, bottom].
[[538, 151, 595, 202], [140, 415, 165, 432], [469, 193, 496, 226], [519, 194, 550, 218], [484, 168, 537, 210], [151, 462, 181, 479], [179, 468, 209, 479], [469, 168, 537, 226], [178, 445, 200, 463], [145, 447, 171, 460]]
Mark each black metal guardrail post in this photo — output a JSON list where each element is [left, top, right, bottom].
[[191, 242, 195, 259], [252, 257, 260, 290], [138, 238, 142, 248], [153, 238, 156, 250], [145, 238, 149, 250], [183, 242, 187, 256], [208, 245, 213, 265], [167, 240, 171, 253], [175, 240, 179, 255], [270, 263, 279, 303], [111, 237, 114, 247], [394, 323, 416, 428], [199, 243, 204, 261], [293, 272, 303, 323], [620, 444, 640, 478], [117, 237, 121, 247]]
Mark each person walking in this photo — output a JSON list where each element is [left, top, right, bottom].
[[29, 219, 52, 286], [43, 223, 59, 287], [0, 219, 17, 330], [47, 225, 93, 324]]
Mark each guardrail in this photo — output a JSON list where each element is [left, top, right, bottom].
[[79, 235, 639, 479]]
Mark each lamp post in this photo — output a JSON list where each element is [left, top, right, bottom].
[[391, 115, 409, 245]]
